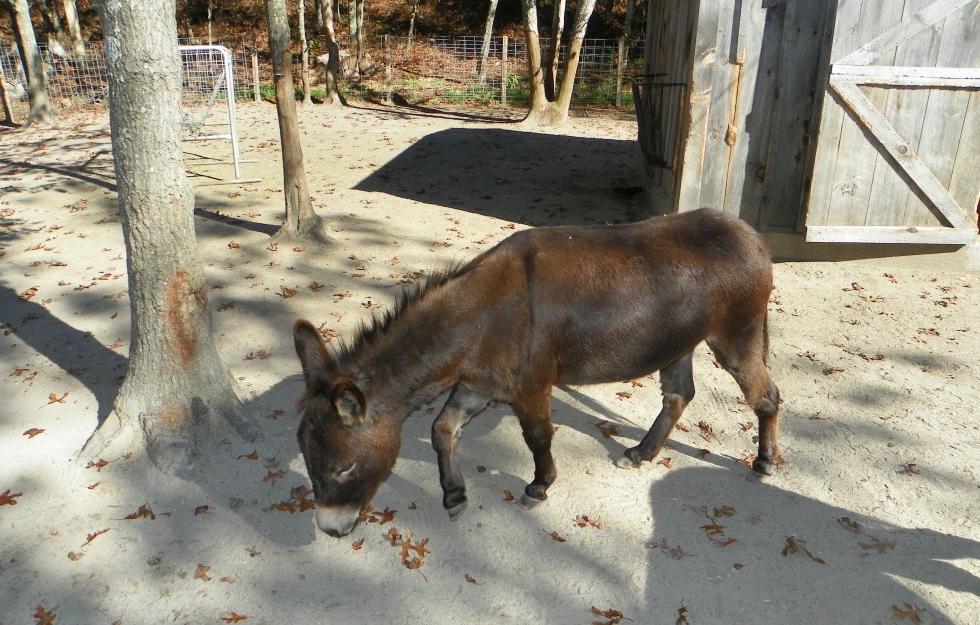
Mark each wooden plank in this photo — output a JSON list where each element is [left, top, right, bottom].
[[805, 224, 977, 244], [825, 0, 906, 227], [832, 64, 980, 87], [760, 0, 830, 230], [864, 0, 943, 227], [946, 91, 980, 228], [903, 2, 978, 225], [835, 0, 975, 64], [806, 0, 868, 227], [832, 78, 973, 229], [676, 0, 721, 213], [698, 0, 738, 212]]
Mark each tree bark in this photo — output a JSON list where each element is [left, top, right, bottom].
[[315, 0, 324, 30], [520, 0, 595, 125], [543, 0, 564, 101], [316, 0, 344, 105], [407, 0, 420, 48], [298, 0, 311, 104], [8, 0, 54, 126], [623, 0, 636, 39], [266, 0, 332, 242], [354, 0, 365, 76], [61, 0, 85, 58], [0, 59, 16, 125], [476, 0, 497, 84], [207, 0, 213, 44], [37, 0, 66, 55], [348, 0, 359, 74], [82, 0, 261, 471]]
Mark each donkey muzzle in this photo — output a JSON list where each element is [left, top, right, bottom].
[[315, 504, 360, 537]]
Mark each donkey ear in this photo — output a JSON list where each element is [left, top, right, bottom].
[[293, 319, 334, 390], [330, 379, 367, 426]]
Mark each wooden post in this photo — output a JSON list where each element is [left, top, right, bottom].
[[616, 37, 625, 107], [501, 35, 508, 105], [251, 38, 261, 102], [384, 34, 393, 105]]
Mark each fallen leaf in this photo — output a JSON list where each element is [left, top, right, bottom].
[[701, 523, 725, 537], [713, 505, 737, 518], [656, 457, 673, 469], [262, 469, 286, 484], [124, 504, 156, 520], [574, 515, 604, 529], [220, 576, 235, 583], [23, 428, 45, 438], [669, 545, 687, 560], [67, 550, 83, 561], [352, 538, 365, 551], [33, 605, 55, 625], [82, 528, 109, 547], [194, 563, 211, 581], [716, 537, 738, 547], [591, 606, 625, 625], [858, 537, 896, 554], [502, 489, 515, 502], [890, 602, 922, 624], [19, 286, 39, 301], [548, 530, 566, 542], [86, 482, 101, 490], [277, 286, 297, 298], [220, 612, 249, 623], [781, 535, 826, 564], [676, 605, 689, 625], [227, 241, 241, 249], [615, 391, 632, 400], [697, 420, 715, 442], [822, 367, 844, 375], [739, 421, 754, 431], [836, 517, 863, 533], [465, 573, 477, 584], [237, 450, 259, 461], [217, 302, 234, 312], [0, 489, 23, 505], [194, 505, 210, 515], [899, 463, 920, 476], [46, 392, 69, 405]]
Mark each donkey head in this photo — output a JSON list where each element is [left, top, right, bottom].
[[293, 320, 400, 537]]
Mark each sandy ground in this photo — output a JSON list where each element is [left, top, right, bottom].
[[1, 102, 978, 625]]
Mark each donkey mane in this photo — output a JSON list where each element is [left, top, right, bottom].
[[335, 261, 470, 363]]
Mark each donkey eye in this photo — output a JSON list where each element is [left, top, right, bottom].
[[334, 463, 357, 479]]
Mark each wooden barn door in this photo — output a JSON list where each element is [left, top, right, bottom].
[[805, 0, 980, 244]]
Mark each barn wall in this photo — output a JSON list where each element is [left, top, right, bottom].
[[637, 0, 836, 232]]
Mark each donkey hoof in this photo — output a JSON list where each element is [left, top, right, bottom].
[[616, 455, 639, 469], [518, 493, 546, 510], [446, 500, 468, 521], [752, 458, 774, 476]]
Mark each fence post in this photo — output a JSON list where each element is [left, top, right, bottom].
[[501, 35, 508, 105], [251, 38, 261, 102], [384, 34, 393, 105], [615, 37, 625, 107]]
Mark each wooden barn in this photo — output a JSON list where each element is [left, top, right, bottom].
[[633, 0, 980, 262]]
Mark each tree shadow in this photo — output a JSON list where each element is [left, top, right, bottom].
[[354, 127, 644, 226], [645, 466, 979, 624]]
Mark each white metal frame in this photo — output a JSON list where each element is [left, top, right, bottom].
[[178, 44, 259, 185]]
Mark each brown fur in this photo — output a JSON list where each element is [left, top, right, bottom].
[[293, 209, 782, 533]]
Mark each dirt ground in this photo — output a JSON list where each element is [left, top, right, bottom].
[[1, 102, 978, 625]]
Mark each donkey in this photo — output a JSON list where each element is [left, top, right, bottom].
[[293, 208, 781, 537]]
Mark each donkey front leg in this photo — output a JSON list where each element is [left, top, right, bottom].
[[618, 352, 695, 468], [513, 391, 557, 509], [432, 385, 490, 520]]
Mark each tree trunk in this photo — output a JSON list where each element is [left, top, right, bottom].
[[82, 0, 261, 471], [520, 0, 550, 122], [37, 0, 66, 55], [299, 0, 311, 104], [317, 0, 344, 106], [207, 0, 213, 44], [9, 0, 54, 126], [0, 60, 16, 126], [552, 0, 596, 121], [476, 0, 497, 84], [61, 0, 85, 58], [623, 0, 636, 39], [315, 0, 324, 30], [543, 0, 564, 101], [265, 0, 332, 242], [354, 0, 364, 76], [407, 0, 419, 48], [348, 0, 359, 74]]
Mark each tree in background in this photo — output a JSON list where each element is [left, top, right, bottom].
[[407, 0, 421, 46], [314, 0, 344, 105], [349, 0, 364, 76], [520, 0, 597, 125], [61, 0, 85, 57], [543, 0, 565, 101], [298, 0, 311, 104], [476, 0, 497, 84], [36, 0, 66, 55], [5, 0, 54, 125], [82, 0, 260, 470], [265, 0, 332, 242]]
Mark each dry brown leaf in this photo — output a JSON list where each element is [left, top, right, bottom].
[[124, 504, 156, 520], [502, 489, 515, 502], [23, 428, 45, 438], [676, 606, 689, 625], [46, 392, 68, 405], [890, 603, 922, 624], [237, 450, 259, 461], [194, 505, 210, 515], [591, 606, 625, 625], [194, 563, 211, 581], [262, 470, 286, 484], [615, 391, 632, 400], [465, 573, 477, 584], [859, 537, 896, 554], [656, 457, 673, 469], [822, 367, 844, 375], [352, 538, 365, 551], [697, 420, 715, 442], [836, 516, 863, 533], [67, 550, 83, 561], [217, 302, 234, 312], [781, 536, 826, 564], [227, 241, 241, 249], [548, 530, 566, 543], [221, 612, 249, 623], [33, 605, 55, 625], [713, 505, 737, 518], [277, 286, 297, 298], [0, 489, 23, 505], [19, 286, 39, 301], [82, 528, 109, 547], [574, 515, 604, 529]]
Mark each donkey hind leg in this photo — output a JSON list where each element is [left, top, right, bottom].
[[617, 352, 695, 469], [431, 385, 491, 520], [513, 391, 557, 509], [708, 322, 782, 475]]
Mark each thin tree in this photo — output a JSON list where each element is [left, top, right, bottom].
[[0, 60, 16, 125], [266, 0, 332, 242], [207, 0, 213, 44], [315, 0, 344, 105], [298, 0, 311, 104], [520, 0, 597, 125], [349, 0, 364, 76], [61, 0, 85, 58], [406, 0, 420, 47], [81, 0, 260, 470], [37, 0, 66, 55], [5, 0, 54, 125], [623, 0, 636, 39], [543, 0, 565, 101], [476, 0, 497, 84]]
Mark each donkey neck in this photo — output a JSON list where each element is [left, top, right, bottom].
[[340, 284, 473, 424]]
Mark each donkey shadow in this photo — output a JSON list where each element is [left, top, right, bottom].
[[643, 466, 979, 624]]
